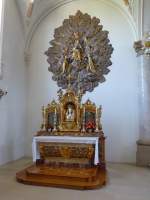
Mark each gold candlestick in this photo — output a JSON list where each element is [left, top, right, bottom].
[[41, 106, 46, 130], [96, 107, 99, 132], [99, 105, 102, 130], [53, 107, 57, 132], [82, 106, 86, 132]]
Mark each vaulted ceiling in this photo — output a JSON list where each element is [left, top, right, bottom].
[[16, 0, 133, 32], [16, 0, 63, 30], [15, 0, 140, 52]]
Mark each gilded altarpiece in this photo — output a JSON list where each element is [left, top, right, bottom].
[[16, 11, 113, 189]]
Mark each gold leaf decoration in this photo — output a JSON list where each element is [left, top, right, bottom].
[[45, 11, 113, 94]]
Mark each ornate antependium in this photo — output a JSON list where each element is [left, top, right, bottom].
[[16, 11, 113, 190]]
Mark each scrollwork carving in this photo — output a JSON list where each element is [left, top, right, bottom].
[[45, 10, 113, 94]]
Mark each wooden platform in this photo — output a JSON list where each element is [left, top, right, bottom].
[[16, 164, 106, 190]]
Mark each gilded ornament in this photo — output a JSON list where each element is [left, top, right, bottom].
[[45, 10, 113, 94]]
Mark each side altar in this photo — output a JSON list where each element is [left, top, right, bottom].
[[16, 11, 113, 189], [16, 89, 106, 189]]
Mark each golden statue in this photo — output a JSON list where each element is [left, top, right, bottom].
[[62, 55, 69, 74], [87, 54, 96, 73], [65, 104, 75, 121], [72, 47, 81, 61], [72, 32, 82, 61]]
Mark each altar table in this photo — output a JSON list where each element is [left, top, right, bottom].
[[32, 136, 100, 165]]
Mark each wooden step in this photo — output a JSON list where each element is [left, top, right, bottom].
[[16, 164, 106, 190]]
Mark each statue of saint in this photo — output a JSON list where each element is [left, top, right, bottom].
[[62, 55, 68, 74], [72, 32, 82, 62], [66, 104, 75, 121]]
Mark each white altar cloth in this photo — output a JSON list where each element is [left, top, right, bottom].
[[32, 136, 99, 165]]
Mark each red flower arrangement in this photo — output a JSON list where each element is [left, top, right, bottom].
[[85, 121, 96, 130]]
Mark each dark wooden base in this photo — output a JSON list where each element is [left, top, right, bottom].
[[16, 164, 106, 190]]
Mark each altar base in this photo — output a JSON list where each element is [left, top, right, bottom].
[[16, 164, 106, 190]]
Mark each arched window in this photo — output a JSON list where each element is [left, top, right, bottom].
[[0, 0, 4, 78]]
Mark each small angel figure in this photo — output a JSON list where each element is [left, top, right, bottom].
[[84, 37, 96, 73], [62, 55, 69, 74], [87, 54, 96, 73]]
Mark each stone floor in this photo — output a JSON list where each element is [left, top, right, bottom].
[[0, 158, 150, 200]]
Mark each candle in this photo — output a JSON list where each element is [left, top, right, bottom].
[[83, 106, 85, 115], [96, 107, 99, 131]]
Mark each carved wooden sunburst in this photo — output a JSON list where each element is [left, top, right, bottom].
[[45, 10, 113, 94]]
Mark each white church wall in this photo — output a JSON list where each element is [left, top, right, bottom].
[[0, 0, 27, 165], [138, 0, 150, 141], [143, 0, 150, 32], [26, 0, 139, 163]]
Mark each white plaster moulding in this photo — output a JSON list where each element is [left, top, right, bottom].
[[0, 0, 5, 79], [139, 0, 144, 38], [15, 0, 26, 39], [24, 0, 139, 57]]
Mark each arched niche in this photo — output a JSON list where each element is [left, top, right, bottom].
[[26, 0, 139, 163]]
